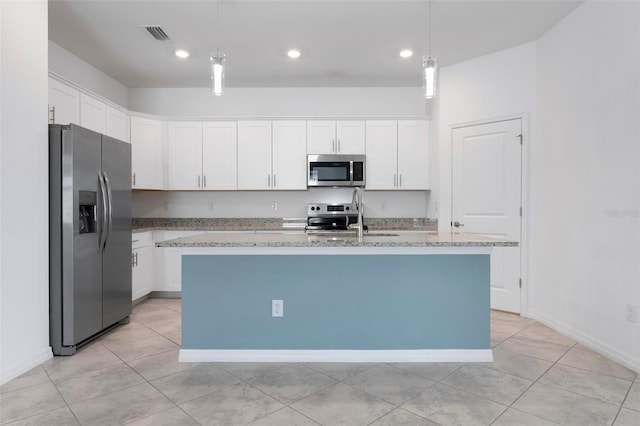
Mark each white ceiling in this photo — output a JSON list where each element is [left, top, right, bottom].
[[48, 0, 582, 88]]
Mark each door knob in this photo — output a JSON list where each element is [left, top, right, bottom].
[[453, 221, 464, 228]]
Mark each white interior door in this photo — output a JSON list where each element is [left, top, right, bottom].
[[452, 119, 522, 313]]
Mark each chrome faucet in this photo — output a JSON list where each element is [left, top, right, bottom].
[[348, 186, 364, 240]]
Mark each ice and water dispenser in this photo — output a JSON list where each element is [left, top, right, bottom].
[[78, 191, 97, 234]]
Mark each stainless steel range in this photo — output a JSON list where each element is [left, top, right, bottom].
[[305, 203, 367, 231]]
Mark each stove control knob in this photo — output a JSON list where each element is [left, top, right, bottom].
[[316, 206, 320, 210], [310, 206, 315, 211], [345, 206, 350, 211]]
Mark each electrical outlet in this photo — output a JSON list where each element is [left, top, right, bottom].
[[272, 300, 283, 317], [271, 202, 278, 211], [626, 304, 637, 323], [381, 201, 386, 211], [162, 201, 169, 211], [209, 202, 215, 211]]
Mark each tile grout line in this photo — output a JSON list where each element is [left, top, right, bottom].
[[1, 366, 81, 426], [611, 379, 638, 425]]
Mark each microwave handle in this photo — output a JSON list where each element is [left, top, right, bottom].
[[349, 160, 354, 184]]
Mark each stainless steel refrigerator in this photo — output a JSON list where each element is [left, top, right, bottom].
[[49, 124, 132, 355]]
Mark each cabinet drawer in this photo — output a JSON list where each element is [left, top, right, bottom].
[[132, 231, 153, 249]]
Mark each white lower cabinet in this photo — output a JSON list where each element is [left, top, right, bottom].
[[153, 231, 203, 292], [132, 232, 153, 301]]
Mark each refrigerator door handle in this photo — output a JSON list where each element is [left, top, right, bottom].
[[98, 172, 108, 251], [103, 171, 114, 249]]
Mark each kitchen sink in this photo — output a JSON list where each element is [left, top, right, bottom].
[[308, 232, 400, 238]]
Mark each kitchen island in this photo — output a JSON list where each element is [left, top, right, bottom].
[[156, 232, 516, 363]]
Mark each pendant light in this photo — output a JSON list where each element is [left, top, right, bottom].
[[423, 0, 437, 99], [210, 0, 225, 96], [210, 51, 225, 96]]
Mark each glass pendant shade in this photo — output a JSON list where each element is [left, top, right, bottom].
[[423, 56, 437, 99], [210, 54, 225, 96]]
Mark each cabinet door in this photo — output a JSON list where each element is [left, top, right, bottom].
[[105, 105, 129, 143], [398, 120, 430, 189], [307, 121, 336, 154], [80, 93, 106, 134], [49, 78, 79, 125], [158, 231, 202, 292], [168, 121, 203, 190], [336, 121, 365, 154], [365, 120, 398, 190], [272, 121, 307, 190], [130, 116, 164, 190], [132, 246, 152, 301], [237, 121, 272, 190], [202, 122, 237, 190]]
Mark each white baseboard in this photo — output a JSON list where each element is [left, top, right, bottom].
[[527, 309, 639, 374], [0, 346, 53, 386], [179, 349, 493, 363]]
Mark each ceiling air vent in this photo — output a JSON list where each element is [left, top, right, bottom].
[[144, 26, 171, 41]]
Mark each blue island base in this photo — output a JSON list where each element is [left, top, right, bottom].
[[181, 254, 492, 363]]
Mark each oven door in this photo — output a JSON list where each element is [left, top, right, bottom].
[[306, 216, 351, 231]]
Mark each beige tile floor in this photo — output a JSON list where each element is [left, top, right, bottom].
[[1, 298, 638, 425]]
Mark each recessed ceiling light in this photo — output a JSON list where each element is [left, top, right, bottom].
[[175, 49, 190, 59], [287, 49, 301, 59], [399, 49, 413, 58]]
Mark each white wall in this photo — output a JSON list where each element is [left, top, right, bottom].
[[133, 189, 429, 219], [129, 87, 432, 118], [49, 40, 129, 108], [437, 42, 537, 230], [530, 0, 639, 371], [0, 0, 52, 384]]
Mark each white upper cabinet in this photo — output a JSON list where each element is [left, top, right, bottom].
[[365, 120, 430, 190], [167, 121, 238, 191], [307, 120, 365, 154], [48, 78, 79, 125], [130, 116, 164, 190], [272, 121, 307, 190], [168, 121, 203, 190], [336, 121, 366, 154], [80, 93, 106, 134], [307, 121, 336, 154], [202, 122, 237, 190], [365, 120, 398, 190], [105, 105, 129, 143], [237, 121, 306, 190], [398, 120, 430, 189], [237, 121, 272, 190]]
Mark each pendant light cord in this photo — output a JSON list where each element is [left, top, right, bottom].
[[428, 0, 432, 57]]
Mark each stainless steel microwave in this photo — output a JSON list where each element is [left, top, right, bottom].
[[307, 154, 365, 187]]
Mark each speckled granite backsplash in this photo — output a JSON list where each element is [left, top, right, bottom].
[[132, 217, 437, 232]]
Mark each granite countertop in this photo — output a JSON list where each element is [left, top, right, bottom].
[[155, 231, 517, 248], [132, 217, 438, 233]]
